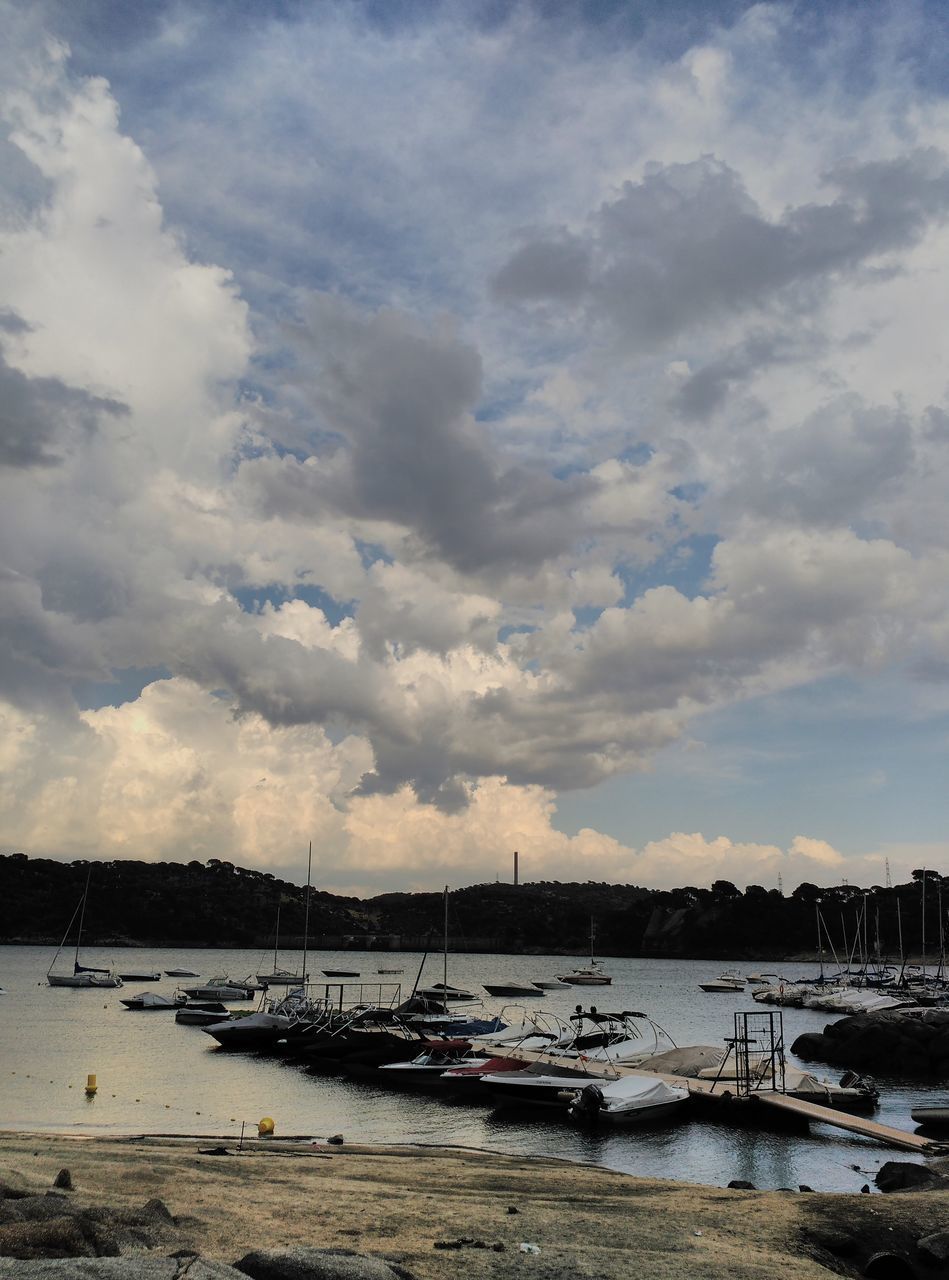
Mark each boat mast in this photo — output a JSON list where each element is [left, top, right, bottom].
[[273, 903, 280, 973], [443, 885, 449, 992], [74, 868, 91, 974], [921, 868, 927, 977], [47, 894, 84, 978], [301, 841, 312, 990], [815, 900, 824, 981]]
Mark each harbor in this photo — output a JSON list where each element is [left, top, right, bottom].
[[4, 944, 949, 1194]]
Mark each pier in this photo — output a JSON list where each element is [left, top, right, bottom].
[[488, 1042, 948, 1156]]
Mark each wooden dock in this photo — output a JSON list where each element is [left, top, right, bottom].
[[486, 1043, 949, 1155]]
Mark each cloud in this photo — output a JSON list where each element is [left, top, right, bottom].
[[0, 342, 127, 468], [492, 150, 949, 350]]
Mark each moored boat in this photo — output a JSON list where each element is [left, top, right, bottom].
[[483, 982, 543, 998], [567, 1074, 691, 1126]]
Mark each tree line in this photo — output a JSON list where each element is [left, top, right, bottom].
[[1, 853, 945, 960]]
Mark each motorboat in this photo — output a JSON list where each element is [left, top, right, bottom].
[[179, 981, 255, 1001], [175, 1002, 231, 1026], [568, 1075, 691, 1126], [483, 982, 544, 998], [203, 990, 318, 1050], [117, 970, 161, 982], [532, 981, 563, 990], [322, 969, 360, 978], [376, 1040, 480, 1088], [557, 964, 612, 987], [120, 991, 180, 1011], [164, 969, 200, 977], [698, 971, 746, 993], [417, 983, 479, 1003], [911, 1104, 949, 1128], [483, 1062, 593, 1108], [376, 968, 404, 974]]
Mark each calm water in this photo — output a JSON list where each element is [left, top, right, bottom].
[[1, 945, 943, 1191]]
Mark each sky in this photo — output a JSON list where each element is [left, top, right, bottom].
[[1, 0, 949, 895]]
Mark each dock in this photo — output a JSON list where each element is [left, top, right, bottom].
[[487, 1043, 949, 1155]]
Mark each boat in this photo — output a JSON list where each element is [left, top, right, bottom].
[[556, 919, 612, 986], [46, 872, 122, 989], [376, 1040, 482, 1088], [376, 968, 404, 974], [567, 1074, 691, 1126], [483, 983, 544, 998], [175, 1002, 231, 1026], [117, 970, 161, 982], [322, 969, 360, 978], [164, 969, 200, 977], [257, 905, 308, 986], [120, 991, 180, 1011], [178, 981, 255, 1001], [698, 970, 746, 993], [483, 1062, 593, 1108], [532, 981, 563, 990], [417, 983, 479, 1003], [911, 1104, 949, 1128]]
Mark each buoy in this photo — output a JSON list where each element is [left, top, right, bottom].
[[258, 1117, 275, 1137], [85, 1074, 97, 1096]]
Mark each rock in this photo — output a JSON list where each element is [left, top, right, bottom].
[[136, 1200, 175, 1226], [506, 1206, 519, 1214], [0, 1184, 29, 1202], [861, 1185, 871, 1194], [0, 1260, 245, 1277], [809, 1230, 859, 1257], [726, 1180, 756, 1190], [326, 1136, 344, 1146], [797, 1184, 814, 1193], [875, 1161, 943, 1193], [917, 1230, 949, 1265], [51, 1174, 71, 1193], [234, 1247, 418, 1280], [5, 1197, 75, 1224], [0, 1217, 94, 1260]]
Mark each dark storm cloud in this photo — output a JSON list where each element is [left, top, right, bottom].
[[0, 346, 127, 469], [249, 301, 599, 573], [492, 150, 949, 348]]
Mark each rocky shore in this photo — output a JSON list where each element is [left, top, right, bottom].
[[792, 1008, 949, 1076], [2, 1132, 949, 1278]]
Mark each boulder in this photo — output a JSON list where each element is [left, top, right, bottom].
[[0, 1259, 245, 1278], [874, 1161, 944, 1193], [234, 1248, 418, 1280], [51, 1173, 72, 1193], [726, 1180, 756, 1190], [917, 1230, 949, 1265]]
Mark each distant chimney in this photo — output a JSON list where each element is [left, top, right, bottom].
[[513, 850, 519, 886]]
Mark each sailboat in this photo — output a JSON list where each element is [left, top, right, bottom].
[[557, 918, 612, 986], [256, 904, 309, 985], [47, 871, 123, 988], [416, 886, 477, 1002]]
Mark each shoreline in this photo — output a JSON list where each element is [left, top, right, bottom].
[[2, 1131, 949, 1278]]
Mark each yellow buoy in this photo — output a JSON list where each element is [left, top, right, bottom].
[[85, 1074, 97, 1096], [258, 1117, 275, 1137]]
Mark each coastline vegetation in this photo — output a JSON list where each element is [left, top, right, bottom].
[[2, 853, 943, 961]]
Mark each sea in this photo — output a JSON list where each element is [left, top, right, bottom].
[[1, 944, 943, 1192]]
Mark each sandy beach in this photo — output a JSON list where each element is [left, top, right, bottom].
[[2, 1131, 948, 1278]]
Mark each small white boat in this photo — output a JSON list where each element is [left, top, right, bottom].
[[557, 964, 612, 986], [531, 980, 563, 990], [179, 982, 255, 1001], [699, 970, 746, 993], [256, 968, 308, 986], [47, 873, 122, 989], [568, 1074, 691, 1126], [556, 919, 612, 985], [483, 982, 544, 998]]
